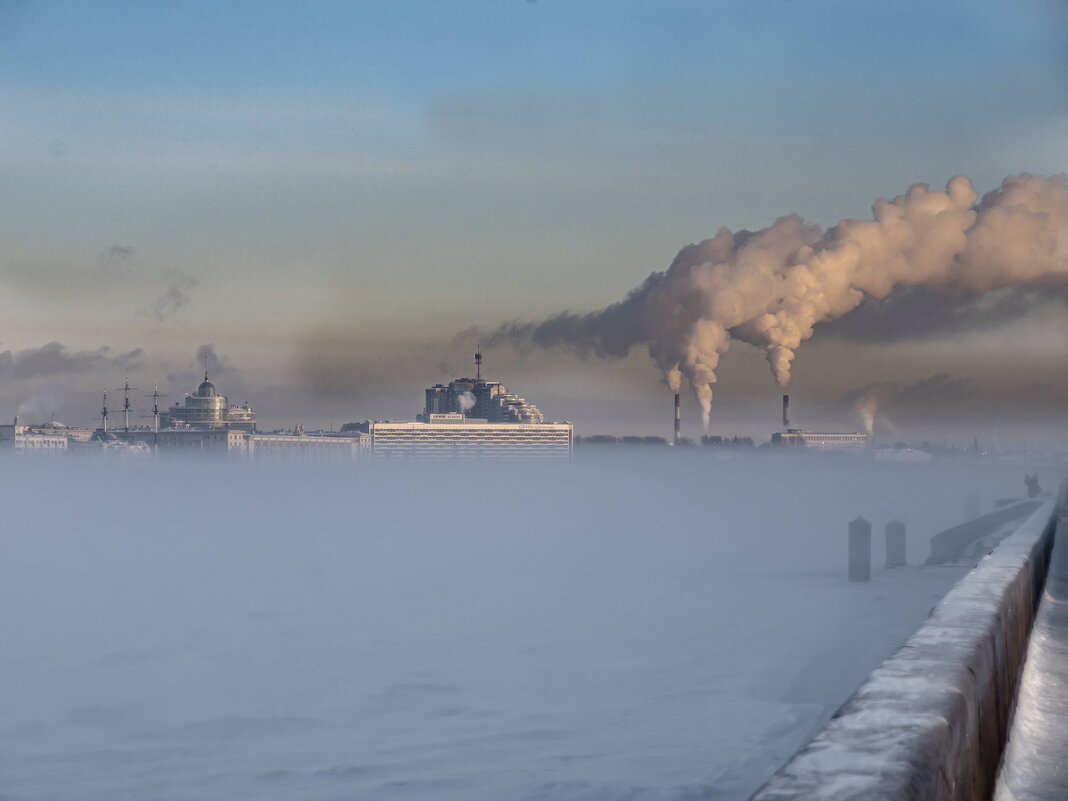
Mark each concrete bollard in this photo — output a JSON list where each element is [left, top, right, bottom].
[[886, 519, 906, 567], [849, 516, 872, 582]]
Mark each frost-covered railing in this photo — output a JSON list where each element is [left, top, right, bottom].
[[993, 516, 1068, 800], [750, 488, 1064, 801]]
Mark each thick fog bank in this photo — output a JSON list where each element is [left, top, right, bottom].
[[1, 454, 1059, 800]]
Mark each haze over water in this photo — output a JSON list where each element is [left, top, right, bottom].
[[3, 452, 1059, 800]]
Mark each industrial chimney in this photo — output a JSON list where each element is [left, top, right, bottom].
[[782, 394, 790, 429], [674, 393, 681, 445]]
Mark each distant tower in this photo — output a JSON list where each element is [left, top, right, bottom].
[[782, 394, 790, 429], [101, 387, 109, 433], [475, 346, 482, 381], [674, 393, 681, 445]]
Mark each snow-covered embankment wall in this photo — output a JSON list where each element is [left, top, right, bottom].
[[751, 489, 1065, 801]]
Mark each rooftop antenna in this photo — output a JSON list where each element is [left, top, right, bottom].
[[475, 345, 482, 381], [101, 386, 109, 433], [121, 377, 138, 433]]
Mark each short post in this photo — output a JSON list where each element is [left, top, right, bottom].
[[849, 516, 872, 582], [885, 519, 906, 568]]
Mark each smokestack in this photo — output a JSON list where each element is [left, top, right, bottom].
[[782, 394, 790, 429], [674, 393, 681, 445]]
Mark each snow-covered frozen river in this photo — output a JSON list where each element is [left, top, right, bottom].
[[0, 452, 1045, 800]]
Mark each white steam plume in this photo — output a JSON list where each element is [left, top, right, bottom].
[[486, 174, 1068, 428], [458, 391, 476, 414], [17, 390, 62, 424], [852, 387, 898, 439], [856, 393, 879, 439]]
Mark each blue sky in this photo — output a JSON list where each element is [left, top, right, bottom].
[[0, 0, 1065, 442]]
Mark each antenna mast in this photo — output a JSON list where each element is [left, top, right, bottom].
[[145, 382, 167, 434], [475, 345, 482, 381], [121, 377, 138, 433]]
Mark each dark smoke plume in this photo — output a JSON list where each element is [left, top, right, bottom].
[[827, 285, 1068, 343], [193, 344, 231, 378], [97, 244, 134, 273], [142, 273, 198, 322], [165, 345, 245, 403], [0, 342, 144, 380]]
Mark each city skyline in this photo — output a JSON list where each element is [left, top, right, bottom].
[[2, 1, 1067, 446]]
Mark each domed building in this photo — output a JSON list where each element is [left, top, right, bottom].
[[159, 372, 256, 432]]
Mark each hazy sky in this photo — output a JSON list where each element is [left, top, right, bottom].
[[1, 0, 1066, 443]]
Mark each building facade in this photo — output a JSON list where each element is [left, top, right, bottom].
[[371, 415, 573, 459], [0, 423, 69, 453], [247, 432, 369, 462], [152, 428, 248, 453], [771, 429, 869, 450]]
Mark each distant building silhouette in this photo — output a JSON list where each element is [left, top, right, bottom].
[[420, 352, 544, 424], [159, 372, 256, 432], [420, 378, 544, 423]]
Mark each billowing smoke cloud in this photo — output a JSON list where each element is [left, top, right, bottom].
[[0, 342, 144, 380], [195, 344, 229, 377], [484, 173, 1068, 428]]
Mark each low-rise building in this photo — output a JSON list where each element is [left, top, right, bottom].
[[771, 429, 868, 450], [247, 432, 369, 462], [0, 422, 70, 453], [152, 428, 248, 454], [370, 415, 573, 459]]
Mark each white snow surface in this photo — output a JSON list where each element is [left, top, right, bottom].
[[0, 452, 1041, 800]]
